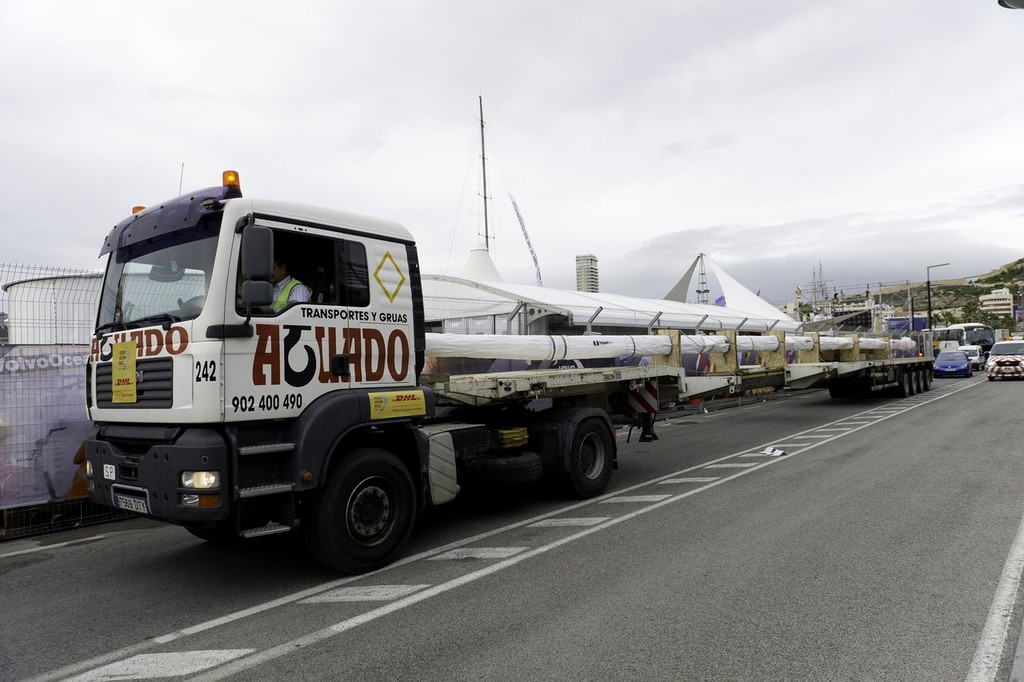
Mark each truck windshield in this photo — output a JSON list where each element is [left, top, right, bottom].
[[97, 233, 218, 330]]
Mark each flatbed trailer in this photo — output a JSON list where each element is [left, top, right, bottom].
[[424, 329, 934, 409], [82, 171, 935, 574]]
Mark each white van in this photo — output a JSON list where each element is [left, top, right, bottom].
[[958, 345, 985, 370]]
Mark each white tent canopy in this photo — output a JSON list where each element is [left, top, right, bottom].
[[422, 272, 800, 333], [663, 254, 798, 330]]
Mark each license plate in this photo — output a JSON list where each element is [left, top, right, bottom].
[[115, 494, 149, 514]]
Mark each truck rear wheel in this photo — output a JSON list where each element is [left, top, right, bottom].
[[304, 447, 416, 574], [563, 419, 615, 498]]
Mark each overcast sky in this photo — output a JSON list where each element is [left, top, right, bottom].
[[2, 1, 1022, 304]]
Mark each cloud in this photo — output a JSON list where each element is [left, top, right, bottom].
[[0, 0, 1022, 309]]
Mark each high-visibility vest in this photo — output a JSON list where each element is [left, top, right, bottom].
[[273, 277, 303, 311]]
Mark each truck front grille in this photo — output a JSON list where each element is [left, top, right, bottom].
[[96, 357, 174, 409]]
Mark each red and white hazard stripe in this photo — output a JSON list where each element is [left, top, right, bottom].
[[628, 380, 659, 414]]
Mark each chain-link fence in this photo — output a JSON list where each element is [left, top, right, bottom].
[[0, 264, 128, 540]]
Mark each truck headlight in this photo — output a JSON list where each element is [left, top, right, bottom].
[[181, 471, 220, 489]]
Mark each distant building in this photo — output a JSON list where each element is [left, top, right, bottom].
[[979, 288, 1014, 317], [576, 254, 599, 293]]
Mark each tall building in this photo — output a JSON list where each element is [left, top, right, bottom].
[[576, 254, 599, 293], [979, 288, 1014, 317]]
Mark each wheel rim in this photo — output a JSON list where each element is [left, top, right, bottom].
[[578, 432, 605, 481], [346, 477, 395, 546]]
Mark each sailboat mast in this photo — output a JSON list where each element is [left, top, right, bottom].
[[479, 95, 490, 252]]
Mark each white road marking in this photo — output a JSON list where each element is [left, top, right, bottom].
[[300, 585, 429, 603], [658, 477, 720, 484], [430, 547, 527, 560], [66, 650, 253, 681], [704, 462, 759, 469], [529, 517, 610, 527], [599, 494, 673, 503], [965, 512, 1024, 681], [0, 535, 106, 559]]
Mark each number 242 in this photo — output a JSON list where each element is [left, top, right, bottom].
[[195, 360, 217, 382]]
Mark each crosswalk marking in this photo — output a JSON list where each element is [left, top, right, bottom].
[[599, 494, 673, 503], [67, 650, 254, 681], [529, 517, 610, 527], [658, 477, 719, 484], [300, 585, 429, 603], [429, 547, 527, 560]]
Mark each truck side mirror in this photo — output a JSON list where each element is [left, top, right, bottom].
[[242, 225, 274, 280], [241, 280, 273, 307], [240, 225, 275, 308]]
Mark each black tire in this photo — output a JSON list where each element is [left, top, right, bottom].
[[896, 372, 912, 398], [562, 419, 615, 498], [989, 375, 996, 381], [304, 447, 416, 574], [473, 451, 544, 487], [909, 371, 920, 395], [828, 384, 847, 399], [922, 371, 932, 391]]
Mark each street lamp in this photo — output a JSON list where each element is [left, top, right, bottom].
[[927, 262, 950, 330]]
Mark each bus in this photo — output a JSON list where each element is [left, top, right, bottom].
[[932, 323, 996, 352]]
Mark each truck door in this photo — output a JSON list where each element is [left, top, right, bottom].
[[342, 235, 417, 391]]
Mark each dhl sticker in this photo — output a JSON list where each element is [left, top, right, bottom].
[[368, 390, 426, 420]]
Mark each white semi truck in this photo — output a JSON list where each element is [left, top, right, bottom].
[[83, 171, 934, 573]]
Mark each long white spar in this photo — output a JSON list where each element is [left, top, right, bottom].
[[425, 333, 918, 361]]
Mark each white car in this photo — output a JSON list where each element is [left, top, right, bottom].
[[957, 345, 985, 370], [985, 341, 1024, 381]]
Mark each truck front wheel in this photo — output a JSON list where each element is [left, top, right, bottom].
[[564, 419, 615, 498], [304, 447, 416, 574]]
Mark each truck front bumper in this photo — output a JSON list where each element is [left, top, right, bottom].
[[85, 425, 231, 524]]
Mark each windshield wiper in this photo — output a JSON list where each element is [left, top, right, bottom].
[[126, 313, 181, 331], [94, 320, 127, 338]]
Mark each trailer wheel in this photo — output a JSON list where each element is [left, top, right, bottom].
[[563, 419, 615, 498], [895, 371, 912, 398], [473, 451, 544, 487], [304, 447, 416, 574], [921, 370, 932, 391], [828, 383, 848, 399], [909, 371, 920, 395]]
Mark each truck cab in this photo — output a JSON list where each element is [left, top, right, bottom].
[[85, 172, 434, 571]]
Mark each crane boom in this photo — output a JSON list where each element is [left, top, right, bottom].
[[509, 194, 543, 286]]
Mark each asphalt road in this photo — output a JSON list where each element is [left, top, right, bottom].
[[3, 376, 1024, 681]]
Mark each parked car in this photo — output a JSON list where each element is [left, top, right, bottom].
[[957, 345, 985, 370], [933, 351, 973, 378], [985, 341, 1024, 381]]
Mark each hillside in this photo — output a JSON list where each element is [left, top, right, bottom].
[[838, 258, 1024, 329]]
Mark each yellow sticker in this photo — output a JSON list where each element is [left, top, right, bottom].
[[368, 390, 426, 420], [111, 341, 137, 404]]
